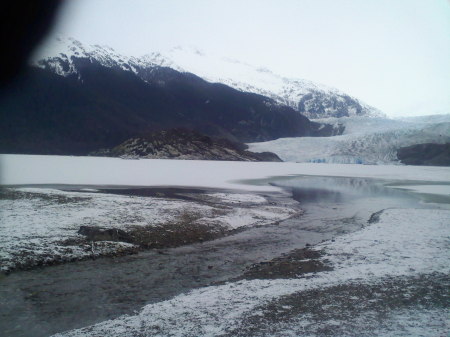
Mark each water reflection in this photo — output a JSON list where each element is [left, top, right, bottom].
[[271, 176, 420, 205], [291, 187, 344, 204]]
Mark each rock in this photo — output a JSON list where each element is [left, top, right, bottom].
[[78, 226, 133, 243], [368, 210, 384, 224], [93, 128, 283, 162], [397, 143, 450, 166]]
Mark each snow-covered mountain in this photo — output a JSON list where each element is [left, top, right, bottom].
[[34, 37, 146, 78], [140, 46, 385, 119], [8, 36, 342, 155], [248, 115, 450, 165], [28, 37, 449, 165], [34, 37, 383, 119]]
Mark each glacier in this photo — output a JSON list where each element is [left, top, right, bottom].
[[248, 115, 450, 164]]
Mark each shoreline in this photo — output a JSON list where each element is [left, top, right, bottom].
[[0, 186, 301, 274], [1, 154, 449, 193]]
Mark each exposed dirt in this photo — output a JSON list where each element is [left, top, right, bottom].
[[226, 273, 450, 337], [2, 187, 290, 274], [240, 247, 332, 280], [72, 202, 231, 253], [0, 187, 90, 204], [5, 210, 231, 274]]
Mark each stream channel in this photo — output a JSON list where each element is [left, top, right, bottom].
[[0, 175, 445, 337]]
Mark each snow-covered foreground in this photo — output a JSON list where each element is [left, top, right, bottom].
[[1, 155, 449, 336], [52, 208, 450, 337], [1, 154, 449, 192], [0, 187, 296, 273], [248, 115, 450, 164]]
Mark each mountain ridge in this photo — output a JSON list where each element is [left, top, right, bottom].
[[34, 37, 384, 119], [1, 41, 332, 155]]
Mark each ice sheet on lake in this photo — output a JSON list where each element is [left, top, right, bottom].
[[388, 184, 450, 196], [1, 154, 449, 192]]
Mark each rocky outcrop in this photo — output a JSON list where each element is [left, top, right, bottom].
[[78, 226, 133, 243], [397, 143, 450, 166], [92, 128, 282, 161], [297, 90, 380, 119]]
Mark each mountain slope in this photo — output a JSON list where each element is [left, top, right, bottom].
[[34, 37, 383, 119], [136, 46, 384, 119], [1, 39, 332, 155]]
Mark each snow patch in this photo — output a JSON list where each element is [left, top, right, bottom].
[[205, 192, 267, 204], [0, 187, 297, 272]]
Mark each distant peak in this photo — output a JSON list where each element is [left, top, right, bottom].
[[256, 67, 273, 74], [165, 45, 206, 59]]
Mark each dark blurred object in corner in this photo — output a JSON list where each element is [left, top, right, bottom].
[[1, 1, 60, 89]]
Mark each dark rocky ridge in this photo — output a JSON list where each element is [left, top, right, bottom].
[[397, 143, 450, 166], [298, 89, 370, 119], [91, 128, 282, 161]]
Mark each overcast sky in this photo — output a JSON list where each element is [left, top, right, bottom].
[[42, 0, 450, 117]]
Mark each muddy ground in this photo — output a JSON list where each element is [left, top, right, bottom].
[[225, 273, 450, 336], [1, 186, 299, 274], [241, 247, 332, 280]]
